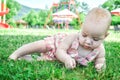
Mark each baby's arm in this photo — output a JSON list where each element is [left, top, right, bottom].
[[94, 44, 106, 71], [55, 33, 78, 69]]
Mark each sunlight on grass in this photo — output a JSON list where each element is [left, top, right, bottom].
[[0, 28, 78, 36], [105, 30, 120, 42]]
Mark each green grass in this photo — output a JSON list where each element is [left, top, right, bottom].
[[0, 29, 120, 80]]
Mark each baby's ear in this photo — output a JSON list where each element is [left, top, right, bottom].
[[105, 33, 109, 37]]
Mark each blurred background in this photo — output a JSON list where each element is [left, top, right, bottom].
[[0, 0, 120, 30]]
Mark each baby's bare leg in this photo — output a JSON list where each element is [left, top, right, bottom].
[[9, 40, 47, 60]]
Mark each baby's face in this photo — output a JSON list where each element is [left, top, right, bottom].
[[79, 31, 106, 50], [78, 7, 111, 50]]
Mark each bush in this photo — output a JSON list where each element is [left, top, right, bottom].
[[7, 19, 17, 28], [111, 15, 120, 26]]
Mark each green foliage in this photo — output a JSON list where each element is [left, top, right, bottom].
[[111, 16, 120, 25], [0, 0, 21, 27], [102, 0, 120, 11], [7, 19, 17, 27], [70, 19, 79, 29], [102, 0, 120, 26], [70, 13, 85, 29], [6, 0, 21, 20], [79, 2, 89, 13], [79, 13, 86, 23], [23, 10, 48, 28], [0, 29, 120, 80], [23, 10, 38, 27], [37, 10, 49, 27]]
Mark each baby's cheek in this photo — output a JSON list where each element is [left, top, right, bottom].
[[79, 39, 84, 45], [94, 42, 101, 47], [80, 37, 85, 42]]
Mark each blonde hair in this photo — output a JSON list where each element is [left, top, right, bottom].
[[82, 7, 111, 33]]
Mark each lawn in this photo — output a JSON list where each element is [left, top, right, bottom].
[[0, 29, 120, 80]]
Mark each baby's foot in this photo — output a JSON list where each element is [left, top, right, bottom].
[[9, 54, 18, 60], [65, 58, 76, 69]]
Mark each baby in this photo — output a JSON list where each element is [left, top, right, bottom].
[[9, 7, 111, 71]]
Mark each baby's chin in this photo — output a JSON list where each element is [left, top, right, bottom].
[[91, 46, 99, 49]]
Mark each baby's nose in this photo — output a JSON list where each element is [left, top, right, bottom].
[[85, 38, 92, 45]]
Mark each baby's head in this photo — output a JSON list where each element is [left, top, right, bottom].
[[82, 7, 111, 35], [79, 7, 111, 49]]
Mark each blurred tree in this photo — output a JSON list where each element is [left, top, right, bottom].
[[7, 18, 17, 27], [37, 10, 48, 28], [102, 0, 120, 11], [57, 0, 89, 13], [70, 13, 85, 29], [23, 10, 48, 28], [79, 2, 89, 13], [102, 0, 120, 30], [6, 0, 21, 20], [23, 10, 37, 27], [112, 16, 120, 25], [5, 0, 21, 27]]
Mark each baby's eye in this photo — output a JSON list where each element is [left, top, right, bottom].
[[93, 38, 99, 41], [82, 34, 87, 37]]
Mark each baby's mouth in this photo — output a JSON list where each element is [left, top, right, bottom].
[[83, 45, 91, 50], [79, 41, 92, 50], [84, 45, 89, 48]]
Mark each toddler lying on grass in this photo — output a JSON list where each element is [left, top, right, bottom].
[[9, 7, 111, 71]]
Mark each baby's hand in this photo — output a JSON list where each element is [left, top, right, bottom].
[[65, 57, 76, 69], [95, 63, 106, 71]]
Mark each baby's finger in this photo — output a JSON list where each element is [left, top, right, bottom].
[[72, 59, 76, 68]]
